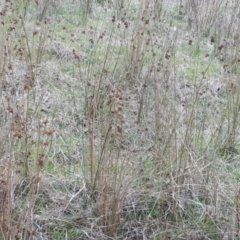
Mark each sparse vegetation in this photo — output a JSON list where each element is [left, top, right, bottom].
[[0, 0, 240, 239]]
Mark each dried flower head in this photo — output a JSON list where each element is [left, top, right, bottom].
[[13, 131, 23, 139], [7, 105, 14, 113], [24, 84, 31, 90], [5, 96, 11, 102], [42, 119, 49, 125]]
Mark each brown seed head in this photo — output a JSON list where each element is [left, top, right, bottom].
[[13, 131, 23, 139], [42, 119, 49, 125], [24, 84, 31, 90], [5, 96, 11, 102], [7, 105, 13, 113], [43, 128, 56, 136]]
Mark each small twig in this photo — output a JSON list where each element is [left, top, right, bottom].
[[62, 183, 86, 213]]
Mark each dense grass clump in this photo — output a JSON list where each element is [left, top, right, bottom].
[[0, 0, 240, 239]]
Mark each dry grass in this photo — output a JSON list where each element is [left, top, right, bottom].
[[0, 0, 240, 239]]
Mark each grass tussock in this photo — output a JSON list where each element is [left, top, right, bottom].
[[0, 0, 240, 239]]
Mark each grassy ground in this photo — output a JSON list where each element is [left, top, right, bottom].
[[0, 0, 240, 239]]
